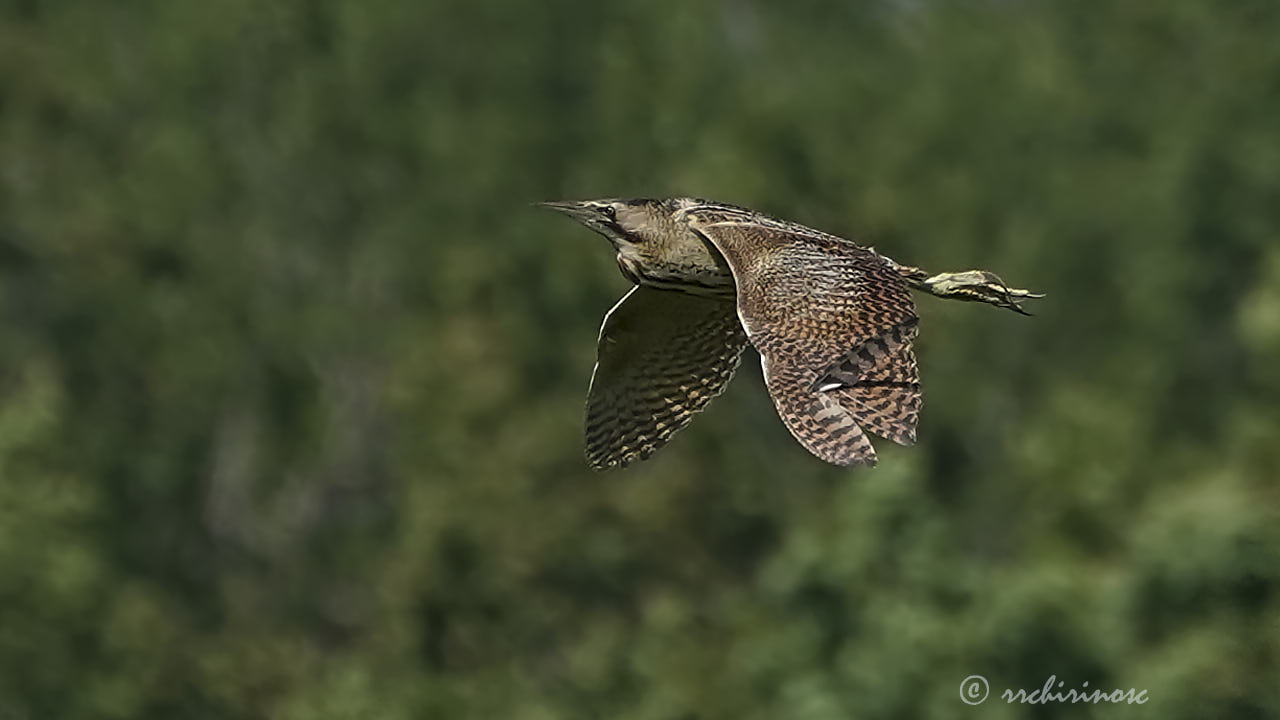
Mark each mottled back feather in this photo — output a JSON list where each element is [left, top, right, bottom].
[[683, 207, 920, 465]]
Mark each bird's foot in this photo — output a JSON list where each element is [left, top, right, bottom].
[[916, 270, 1044, 315]]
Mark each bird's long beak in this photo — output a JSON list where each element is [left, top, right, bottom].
[[536, 200, 595, 223]]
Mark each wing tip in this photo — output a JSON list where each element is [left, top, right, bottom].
[[831, 445, 879, 468], [585, 441, 657, 471]]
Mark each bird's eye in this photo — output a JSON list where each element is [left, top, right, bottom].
[[598, 205, 617, 221]]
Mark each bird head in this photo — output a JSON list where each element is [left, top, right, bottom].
[[538, 197, 733, 293], [537, 198, 670, 247]]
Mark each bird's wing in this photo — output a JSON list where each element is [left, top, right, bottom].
[[823, 320, 922, 447], [684, 210, 920, 466], [586, 286, 749, 470]]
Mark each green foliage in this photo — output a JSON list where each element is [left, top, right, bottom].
[[2, 0, 1278, 718]]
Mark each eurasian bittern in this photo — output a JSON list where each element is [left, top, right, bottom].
[[541, 197, 1042, 469]]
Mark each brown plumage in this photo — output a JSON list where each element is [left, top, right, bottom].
[[585, 286, 747, 469], [540, 197, 1041, 469], [683, 206, 919, 465]]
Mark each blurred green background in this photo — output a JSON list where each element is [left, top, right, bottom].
[[2, 1, 1278, 718]]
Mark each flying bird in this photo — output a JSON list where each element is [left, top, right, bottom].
[[541, 197, 1042, 469]]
